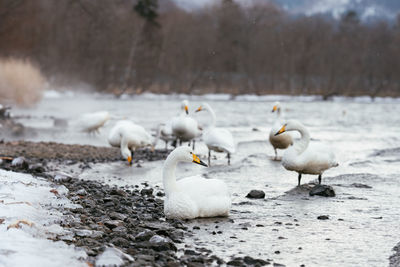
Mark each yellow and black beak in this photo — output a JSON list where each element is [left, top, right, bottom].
[[192, 153, 208, 167], [185, 105, 189, 115], [195, 106, 202, 113], [127, 156, 133, 166], [274, 124, 286, 136], [272, 105, 277, 112]]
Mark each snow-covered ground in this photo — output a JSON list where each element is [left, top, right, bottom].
[[0, 169, 86, 267]]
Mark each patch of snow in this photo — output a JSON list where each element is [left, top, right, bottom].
[[0, 169, 87, 267]]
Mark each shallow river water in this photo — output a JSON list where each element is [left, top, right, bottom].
[[9, 92, 400, 266]]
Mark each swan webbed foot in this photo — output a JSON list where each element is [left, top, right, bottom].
[[274, 149, 277, 160], [298, 173, 302, 186], [318, 174, 322, 184]]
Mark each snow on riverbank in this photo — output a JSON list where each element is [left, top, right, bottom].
[[0, 169, 87, 267]]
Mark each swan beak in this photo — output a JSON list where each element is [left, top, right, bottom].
[[192, 154, 208, 167], [185, 105, 189, 115], [127, 156, 133, 165], [272, 105, 277, 112], [275, 125, 286, 136], [195, 106, 202, 113]]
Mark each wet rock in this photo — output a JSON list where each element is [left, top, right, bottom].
[[110, 237, 130, 247], [243, 256, 270, 265], [11, 157, 29, 169], [109, 212, 127, 221], [148, 235, 177, 252], [76, 189, 87, 196], [141, 188, 154, 196], [273, 263, 286, 267], [29, 163, 45, 173], [317, 215, 329, 220], [168, 229, 184, 243], [103, 220, 124, 229], [309, 184, 335, 197], [135, 229, 155, 241], [246, 190, 265, 199], [390, 242, 400, 267]]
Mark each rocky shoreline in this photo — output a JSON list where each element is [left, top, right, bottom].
[[0, 141, 276, 266]]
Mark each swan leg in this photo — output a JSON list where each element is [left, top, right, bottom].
[[179, 139, 182, 146], [165, 141, 168, 150], [192, 140, 195, 150], [274, 149, 277, 160], [188, 141, 190, 147], [227, 153, 231, 165], [318, 174, 322, 184], [298, 173, 302, 186], [208, 150, 211, 166]]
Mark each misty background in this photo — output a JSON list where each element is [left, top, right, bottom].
[[1, 0, 400, 105]]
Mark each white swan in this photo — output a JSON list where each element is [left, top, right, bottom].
[[108, 120, 155, 165], [171, 100, 201, 147], [275, 120, 338, 186], [269, 102, 292, 160], [158, 120, 175, 149], [195, 103, 235, 165], [163, 146, 231, 219], [76, 111, 110, 133]]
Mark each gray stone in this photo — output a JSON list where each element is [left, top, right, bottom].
[[246, 190, 265, 199], [309, 184, 335, 197]]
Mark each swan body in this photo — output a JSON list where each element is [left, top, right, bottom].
[[196, 103, 235, 165], [171, 100, 201, 143], [77, 111, 110, 133], [269, 102, 292, 160], [275, 120, 338, 185], [108, 120, 154, 164], [163, 146, 231, 219]]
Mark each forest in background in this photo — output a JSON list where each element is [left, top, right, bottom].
[[1, 0, 400, 97]]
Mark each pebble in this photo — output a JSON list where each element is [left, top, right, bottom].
[[317, 215, 330, 220], [246, 190, 265, 199], [309, 184, 335, 197]]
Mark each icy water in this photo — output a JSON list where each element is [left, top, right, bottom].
[[9, 92, 400, 266]]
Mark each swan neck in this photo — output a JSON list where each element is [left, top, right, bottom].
[[293, 124, 310, 153], [206, 107, 217, 128], [163, 155, 178, 196]]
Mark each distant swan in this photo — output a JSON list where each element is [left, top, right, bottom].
[[158, 120, 175, 149], [196, 103, 235, 165], [77, 111, 110, 133], [275, 120, 338, 185], [269, 102, 292, 160], [171, 100, 201, 148], [108, 120, 156, 165], [163, 146, 231, 219]]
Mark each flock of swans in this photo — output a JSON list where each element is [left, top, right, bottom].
[[79, 100, 338, 220]]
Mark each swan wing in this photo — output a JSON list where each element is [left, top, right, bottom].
[[204, 128, 235, 153]]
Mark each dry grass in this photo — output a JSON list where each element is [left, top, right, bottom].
[[0, 58, 46, 106]]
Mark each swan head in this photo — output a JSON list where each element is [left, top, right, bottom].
[[121, 146, 133, 165], [168, 146, 208, 167], [195, 103, 211, 113], [274, 120, 303, 136], [272, 101, 281, 113], [181, 100, 189, 115]]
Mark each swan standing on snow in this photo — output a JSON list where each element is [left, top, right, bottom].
[[108, 120, 156, 165], [195, 103, 235, 165], [158, 120, 175, 149], [171, 100, 201, 149], [275, 120, 338, 186], [163, 146, 231, 219], [77, 111, 111, 133], [269, 102, 292, 160]]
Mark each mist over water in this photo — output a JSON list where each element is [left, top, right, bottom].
[[8, 91, 400, 266]]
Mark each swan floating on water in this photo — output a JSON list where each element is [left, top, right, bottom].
[[76, 111, 111, 133], [171, 100, 201, 148], [163, 146, 231, 219], [269, 102, 292, 160], [275, 120, 338, 186], [196, 103, 235, 165], [108, 120, 156, 165]]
